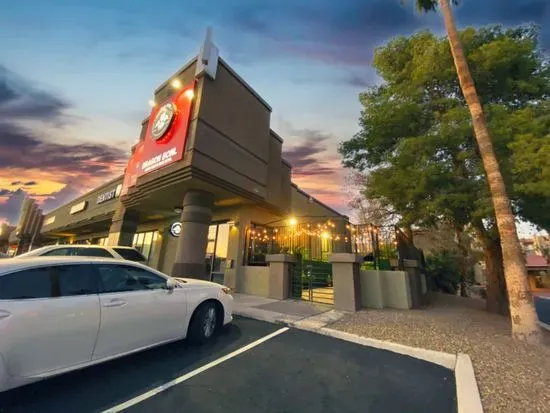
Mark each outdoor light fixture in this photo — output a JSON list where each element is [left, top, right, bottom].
[[148, 99, 156, 107], [183, 89, 194, 100], [170, 79, 182, 89]]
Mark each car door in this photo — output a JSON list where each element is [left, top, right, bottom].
[[0, 264, 100, 377], [92, 264, 187, 360]]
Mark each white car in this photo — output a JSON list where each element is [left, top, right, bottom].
[[0, 257, 233, 392], [15, 245, 148, 263]]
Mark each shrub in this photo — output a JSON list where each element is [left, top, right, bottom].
[[425, 250, 461, 294]]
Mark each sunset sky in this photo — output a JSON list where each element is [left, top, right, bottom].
[[1, 0, 548, 226]]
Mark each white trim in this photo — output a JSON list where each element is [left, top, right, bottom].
[[455, 353, 484, 413], [101, 327, 289, 412], [313, 327, 457, 370], [537, 320, 550, 331]]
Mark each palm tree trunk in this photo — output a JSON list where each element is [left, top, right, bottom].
[[439, 0, 541, 343]]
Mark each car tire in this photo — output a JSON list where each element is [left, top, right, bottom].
[[188, 302, 219, 344]]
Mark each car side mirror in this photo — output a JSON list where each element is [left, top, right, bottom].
[[166, 278, 177, 290]]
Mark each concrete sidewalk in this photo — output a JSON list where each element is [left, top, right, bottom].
[[232, 293, 346, 329]]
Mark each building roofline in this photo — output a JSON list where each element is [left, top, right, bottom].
[[270, 129, 284, 143], [44, 175, 124, 217], [151, 55, 272, 113], [218, 57, 272, 111], [291, 183, 348, 219], [154, 56, 198, 94]]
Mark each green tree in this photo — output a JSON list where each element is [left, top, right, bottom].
[[411, 0, 542, 343], [507, 102, 550, 232], [340, 24, 549, 342]]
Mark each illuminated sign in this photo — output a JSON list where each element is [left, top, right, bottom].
[[70, 201, 88, 215], [44, 216, 56, 226], [170, 222, 182, 237], [137, 82, 195, 178], [97, 184, 123, 205], [151, 103, 176, 141]]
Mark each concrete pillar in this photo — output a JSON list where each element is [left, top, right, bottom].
[[329, 253, 362, 312], [224, 217, 245, 291], [266, 254, 295, 300], [171, 190, 214, 280], [107, 203, 138, 246], [403, 259, 424, 308]]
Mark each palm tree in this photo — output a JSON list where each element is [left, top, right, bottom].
[[404, 0, 542, 343]]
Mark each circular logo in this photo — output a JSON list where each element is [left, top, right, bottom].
[[151, 103, 176, 141], [170, 222, 182, 237]]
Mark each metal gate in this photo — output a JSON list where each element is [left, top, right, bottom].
[[291, 254, 334, 305]]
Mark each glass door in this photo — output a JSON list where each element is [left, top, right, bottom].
[[205, 222, 230, 284]]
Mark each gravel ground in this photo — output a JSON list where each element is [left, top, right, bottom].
[[330, 294, 550, 413]]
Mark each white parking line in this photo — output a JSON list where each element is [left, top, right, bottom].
[[101, 327, 290, 413]]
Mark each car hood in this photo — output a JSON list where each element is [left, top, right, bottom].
[[173, 277, 220, 287]]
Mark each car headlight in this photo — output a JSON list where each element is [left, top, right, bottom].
[[221, 287, 231, 295]]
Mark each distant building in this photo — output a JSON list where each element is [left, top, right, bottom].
[[8, 197, 44, 256], [520, 238, 536, 254], [0, 223, 16, 255], [526, 254, 550, 291]]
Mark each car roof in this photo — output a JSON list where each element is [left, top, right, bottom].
[[0, 256, 139, 275], [38, 245, 137, 249]]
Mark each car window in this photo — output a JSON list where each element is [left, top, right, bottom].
[[42, 248, 73, 256], [96, 265, 167, 293], [0, 267, 54, 300], [55, 265, 98, 296], [112, 248, 146, 262], [73, 248, 114, 258]]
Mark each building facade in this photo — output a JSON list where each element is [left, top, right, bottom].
[[7, 198, 43, 257], [35, 33, 349, 289]]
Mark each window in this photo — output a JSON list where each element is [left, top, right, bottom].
[[204, 223, 231, 284], [244, 223, 273, 266], [132, 231, 159, 263], [56, 265, 98, 296], [42, 247, 113, 258], [113, 248, 146, 262], [97, 265, 167, 293], [42, 247, 74, 256], [73, 248, 113, 258], [0, 267, 54, 300]]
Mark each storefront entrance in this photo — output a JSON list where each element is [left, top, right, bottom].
[[205, 222, 230, 284]]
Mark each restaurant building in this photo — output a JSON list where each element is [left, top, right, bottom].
[[37, 31, 349, 288]]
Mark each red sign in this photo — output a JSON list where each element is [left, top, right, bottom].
[[120, 141, 144, 197], [140, 81, 195, 176]]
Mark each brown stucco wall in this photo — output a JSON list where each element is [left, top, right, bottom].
[[237, 266, 270, 297], [188, 61, 280, 204]]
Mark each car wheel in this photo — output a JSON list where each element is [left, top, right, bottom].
[[188, 302, 219, 344]]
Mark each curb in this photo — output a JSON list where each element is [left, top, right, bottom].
[[537, 321, 550, 331], [455, 353, 484, 413], [235, 308, 483, 413], [311, 327, 457, 370]]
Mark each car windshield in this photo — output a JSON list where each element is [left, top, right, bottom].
[[113, 248, 147, 262]]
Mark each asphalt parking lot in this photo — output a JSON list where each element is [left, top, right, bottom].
[[0, 316, 457, 413]]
